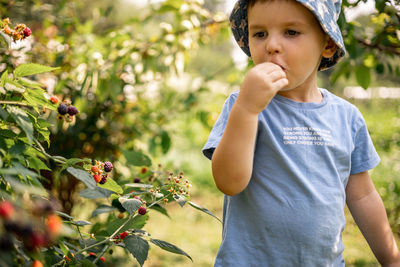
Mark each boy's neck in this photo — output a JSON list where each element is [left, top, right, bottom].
[[277, 86, 323, 103]]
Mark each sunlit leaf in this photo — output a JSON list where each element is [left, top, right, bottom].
[[14, 63, 59, 78]]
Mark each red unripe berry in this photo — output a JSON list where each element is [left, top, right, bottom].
[[23, 27, 31, 37], [138, 206, 146, 215], [89, 252, 96, 257], [0, 201, 14, 219], [120, 231, 128, 239], [91, 166, 100, 173], [100, 256, 106, 263], [140, 167, 147, 174], [93, 174, 101, 183], [50, 96, 59, 104]]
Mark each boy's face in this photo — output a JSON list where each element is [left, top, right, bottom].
[[248, 0, 334, 92]]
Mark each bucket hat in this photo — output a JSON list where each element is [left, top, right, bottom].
[[229, 0, 346, 71]]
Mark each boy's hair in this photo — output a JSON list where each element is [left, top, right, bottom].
[[229, 0, 346, 71]]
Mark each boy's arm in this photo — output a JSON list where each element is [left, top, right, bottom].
[[346, 171, 400, 266], [211, 62, 287, 196]]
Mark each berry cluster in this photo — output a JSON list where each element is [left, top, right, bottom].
[[90, 160, 113, 184], [113, 231, 129, 244], [166, 171, 192, 196], [56, 100, 79, 122], [1, 18, 31, 42], [0, 199, 62, 254]]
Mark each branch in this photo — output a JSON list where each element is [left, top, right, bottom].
[[354, 36, 400, 55], [0, 100, 30, 106]]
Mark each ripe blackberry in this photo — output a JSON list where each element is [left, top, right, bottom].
[[67, 105, 79, 116], [99, 175, 107, 184], [57, 104, 68, 115], [104, 161, 113, 172], [134, 177, 141, 183]]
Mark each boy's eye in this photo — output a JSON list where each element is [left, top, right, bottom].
[[253, 31, 267, 38], [286, 29, 299, 36]]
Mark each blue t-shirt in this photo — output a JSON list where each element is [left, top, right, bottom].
[[202, 89, 380, 266]]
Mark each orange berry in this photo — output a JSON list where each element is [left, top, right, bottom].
[[50, 96, 59, 104], [91, 166, 100, 173], [46, 214, 62, 235], [93, 174, 101, 183], [32, 260, 43, 267]]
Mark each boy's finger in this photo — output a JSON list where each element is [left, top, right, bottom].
[[267, 69, 286, 83], [274, 77, 289, 90]]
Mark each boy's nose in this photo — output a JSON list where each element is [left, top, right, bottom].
[[265, 36, 282, 55]]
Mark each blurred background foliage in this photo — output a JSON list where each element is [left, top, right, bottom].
[[0, 0, 399, 265]]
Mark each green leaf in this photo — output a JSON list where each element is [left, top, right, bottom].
[[14, 63, 59, 78], [98, 177, 123, 194], [79, 187, 114, 199], [0, 70, 8, 87], [56, 211, 74, 220], [150, 239, 192, 261], [70, 220, 91, 226], [4, 81, 25, 93], [150, 204, 169, 217], [118, 197, 142, 214], [124, 235, 149, 267], [67, 167, 96, 189], [91, 205, 117, 218], [188, 201, 221, 223], [27, 156, 51, 172], [0, 31, 11, 48], [122, 149, 152, 166], [160, 130, 171, 154], [355, 65, 371, 89], [106, 215, 148, 235], [7, 106, 34, 144]]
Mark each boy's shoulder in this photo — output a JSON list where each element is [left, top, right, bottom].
[[322, 89, 360, 112]]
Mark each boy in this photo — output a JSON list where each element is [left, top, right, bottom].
[[202, 0, 400, 265]]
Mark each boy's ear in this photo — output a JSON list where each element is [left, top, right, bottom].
[[322, 38, 337, 58]]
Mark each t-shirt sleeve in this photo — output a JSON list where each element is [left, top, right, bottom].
[[350, 111, 380, 175], [202, 92, 238, 160]]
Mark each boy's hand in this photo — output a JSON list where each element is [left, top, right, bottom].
[[237, 62, 288, 115]]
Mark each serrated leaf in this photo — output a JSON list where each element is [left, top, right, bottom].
[[91, 205, 117, 218], [0, 70, 8, 87], [79, 187, 114, 199], [71, 220, 91, 226], [173, 194, 187, 207], [98, 177, 123, 194], [67, 167, 96, 189], [106, 214, 148, 235], [122, 149, 152, 166], [188, 201, 221, 223], [4, 82, 25, 93], [124, 235, 149, 267], [124, 183, 153, 189], [7, 106, 33, 144], [56, 211, 74, 220], [150, 239, 192, 261], [14, 63, 59, 78], [27, 156, 51, 172], [118, 197, 142, 214]]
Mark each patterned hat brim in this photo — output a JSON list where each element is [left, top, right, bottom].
[[229, 0, 346, 71]]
